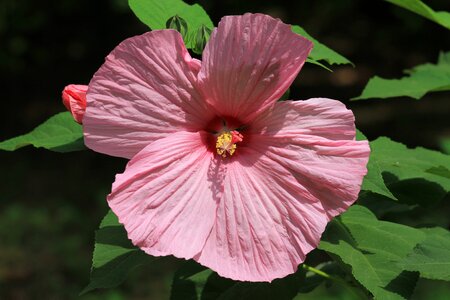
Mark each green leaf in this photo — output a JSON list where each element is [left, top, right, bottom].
[[385, 0, 450, 30], [359, 136, 450, 204], [355, 129, 367, 141], [355, 130, 397, 200], [0, 112, 85, 152], [128, 0, 213, 48], [305, 58, 333, 72], [354, 52, 450, 100], [368, 137, 450, 204], [398, 227, 450, 281], [292, 25, 353, 67], [81, 210, 156, 295], [297, 262, 351, 295], [319, 205, 426, 299], [170, 260, 212, 300], [362, 159, 398, 201], [357, 192, 413, 219], [128, 0, 351, 68]]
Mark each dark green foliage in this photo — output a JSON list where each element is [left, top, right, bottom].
[[81, 211, 156, 294]]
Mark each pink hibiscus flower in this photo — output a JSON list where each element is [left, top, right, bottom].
[[83, 13, 370, 282]]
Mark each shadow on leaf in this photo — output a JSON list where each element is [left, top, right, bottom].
[[96, 225, 135, 248], [383, 172, 446, 207], [384, 270, 419, 299]]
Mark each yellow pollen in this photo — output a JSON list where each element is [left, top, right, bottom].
[[216, 132, 237, 158]]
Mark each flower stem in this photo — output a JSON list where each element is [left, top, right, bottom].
[[302, 264, 342, 282], [301, 264, 368, 299]]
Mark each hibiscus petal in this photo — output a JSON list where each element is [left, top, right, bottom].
[[197, 149, 329, 282], [198, 13, 312, 124], [250, 98, 358, 140], [108, 131, 223, 259], [250, 98, 370, 217], [84, 30, 214, 159], [250, 136, 370, 219], [196, 99, 369, 282]]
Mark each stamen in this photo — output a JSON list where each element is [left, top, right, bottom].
[[216, 131, 243, 158]]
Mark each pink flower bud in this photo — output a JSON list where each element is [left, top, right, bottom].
[[62, 84, 88, 123]]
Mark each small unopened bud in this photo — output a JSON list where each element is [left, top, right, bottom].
[[166, 15, 188, 40], [62, 84, 87, 124], [193, 25, 212, 54]]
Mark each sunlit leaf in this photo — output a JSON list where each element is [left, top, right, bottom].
[[128, 0, 213, 48], [398, 227, 450, 281], [0, 112, 85, 152], [355, 128, 368, 141], [385, 0, 450, 30], [320, 205, 426, 299], [354, 52, 450, 100], [305, 58, 333, 72], [292, 25, 353, 67], [128, 0, 352, 69], [81, 210, 156, 294]]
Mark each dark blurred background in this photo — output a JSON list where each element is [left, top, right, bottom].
[[1, 0, 449, 299]]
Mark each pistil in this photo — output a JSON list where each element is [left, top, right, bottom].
[[215, 130, 243, 158]]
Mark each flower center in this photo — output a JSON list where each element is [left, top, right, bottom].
[[216, 130, 243, 158]]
